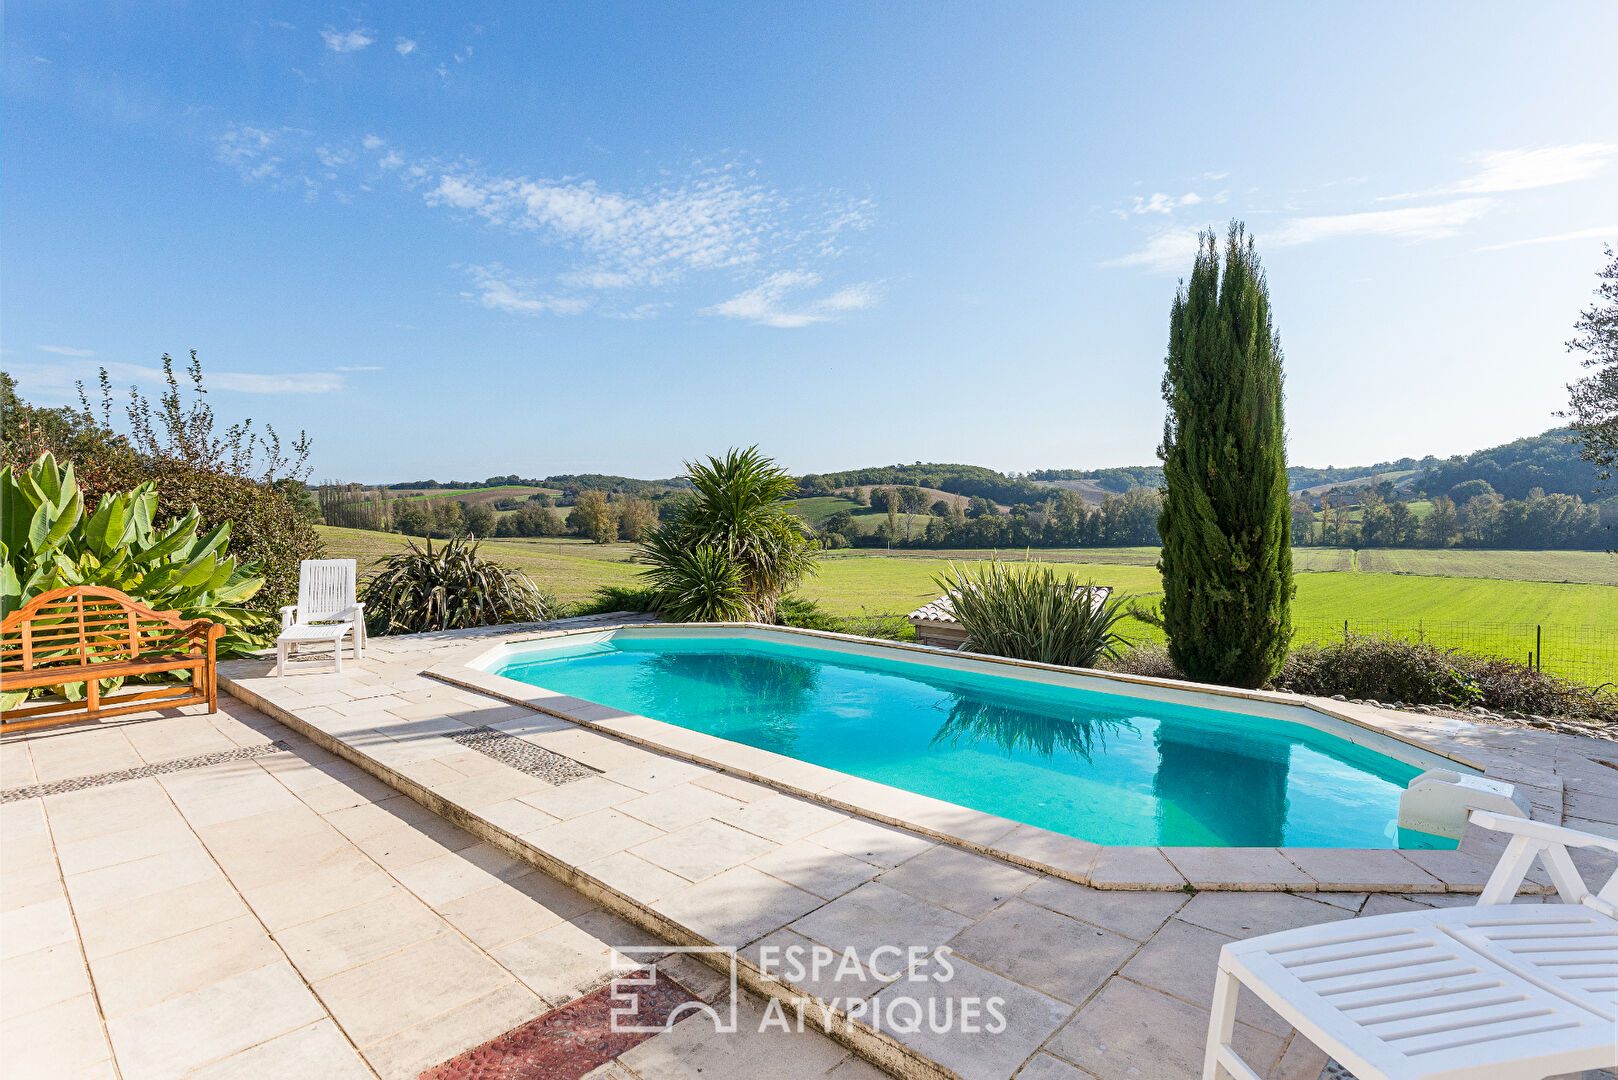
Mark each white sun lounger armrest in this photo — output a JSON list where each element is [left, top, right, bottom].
[[1469, 809, 1618, 911], [279, 604, 298, 630]]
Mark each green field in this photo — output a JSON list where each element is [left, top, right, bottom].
[[317, 527, 1617, 680], [384, 484, 561, 504]]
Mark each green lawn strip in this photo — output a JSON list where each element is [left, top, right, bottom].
[[319, 527, 1616, 679]]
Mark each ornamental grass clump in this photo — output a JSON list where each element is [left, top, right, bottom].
[[360, 536, 552, 635], [936, 560, 1131, 669]]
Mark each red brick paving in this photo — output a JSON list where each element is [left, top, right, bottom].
[[420, 970, 702, 1080]]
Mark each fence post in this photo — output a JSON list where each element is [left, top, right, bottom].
[[1343, 619, 1349, 643], [1535, 625, 1541, 672]]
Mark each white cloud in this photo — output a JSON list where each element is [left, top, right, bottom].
[[462, 266, 590, 316], [703, 270, 878, 328], [395, 37, 417, 57], [320, 27, 374, 53], [1130, 192, 1203, 215], [1478, 225, 1618, 251], [38, 345, 95, 357], [1272, 198, 1495, 245], [425, 167, 791, 287], [362, 134, 386, 150], [8, 360, 344, 404], [378, 151, 403, 170], [211, 372, 346, 393], [1452, 143, 1616, 194], [215, 125, 287, 181], [1103, 228, 1203, 272], [336, 364, 385, 372]]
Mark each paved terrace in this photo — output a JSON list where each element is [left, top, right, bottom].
[[2, 619, 1614, 1080]]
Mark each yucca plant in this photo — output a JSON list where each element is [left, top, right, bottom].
[[936, 560, 1131, 669], [637, 446, 816, 622], [1, 452, 268, 708], [361, 536, 552, 635], [637, 538, 750, 622]]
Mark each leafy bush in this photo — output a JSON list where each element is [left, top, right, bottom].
[[2, 454, 268, 708], [1100, 642, 1184, 680], [93, 454, 322, 613], [361, 537, 553, 635], [571, 584, 665, 617], [3, 356, 322, 616], [937, 560, 1131, 668], [1275, 634, 1616, 720], [774, 595, 845, 632]]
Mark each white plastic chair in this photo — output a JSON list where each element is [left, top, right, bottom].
[[277, 559, 365, 676], [1204, 810, 1618, 1080]]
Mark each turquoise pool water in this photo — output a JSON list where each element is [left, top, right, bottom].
[[492, 633, 1455, 849]]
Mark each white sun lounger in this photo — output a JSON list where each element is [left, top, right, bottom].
[[277, 559, 365, 676], [1203, 810, 1618, 1080]]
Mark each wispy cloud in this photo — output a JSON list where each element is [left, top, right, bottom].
[[335, 364, 385, 372], [1103, 228, 1202, 272], [1272, 198, 1495, 245], [1129, 191, 1203, 215], [211, 371, 346, 393], [703, 271, 878, 328], [8, 360, 345, 404], [462, 265, 591, 316], [320, 27, 374, 53], [215, 125, 876, 321], [426, 168, 783, 283], [395, 37, 417, 57], [38, 345, 95, 357], [1478, 224, 1618, 251], [216, 125, 288, 181], [1108, 199, 1496, 272], [1452, 143, 1616, 194]]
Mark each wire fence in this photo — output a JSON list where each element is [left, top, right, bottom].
[[1116, 617, 1618, 686], [1289, 619, 1618, 687]]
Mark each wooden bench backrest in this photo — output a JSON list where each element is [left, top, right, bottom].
[[0, 586, 220, 676]]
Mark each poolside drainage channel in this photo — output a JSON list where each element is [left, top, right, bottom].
[[0, 740, 292, 803]]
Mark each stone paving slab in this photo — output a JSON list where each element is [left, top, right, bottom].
[[203, 622, 1618, 1080], [0, 695, 878, 1080]]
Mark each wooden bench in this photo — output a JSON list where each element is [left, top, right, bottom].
[[1, 586, 225, 733]]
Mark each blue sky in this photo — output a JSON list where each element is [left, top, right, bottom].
[[4, 3, 1616, 483]]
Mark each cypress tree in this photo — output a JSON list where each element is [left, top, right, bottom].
[[1157, 222, 1293, 687]]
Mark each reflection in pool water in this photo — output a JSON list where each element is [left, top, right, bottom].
[[493, 634, 1454, 849]]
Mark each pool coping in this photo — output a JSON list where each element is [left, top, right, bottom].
[[211, 621, 1593, 1080], [422, 621, 1560, 895]]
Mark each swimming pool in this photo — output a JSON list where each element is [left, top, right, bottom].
[[485, 629, 1459, 849]]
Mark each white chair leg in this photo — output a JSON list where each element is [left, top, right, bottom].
[[333, 640, 343, 674], [277, 640, 287, 678], [353, 627, 363, 663], [1204, 966, 1240, 1080]]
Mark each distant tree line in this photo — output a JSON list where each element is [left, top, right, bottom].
[[816, 486, 1161, 549], [1414, 428, 1603, 502], [802, 463, 1047, 505], [1295, 486, 1612, 550]]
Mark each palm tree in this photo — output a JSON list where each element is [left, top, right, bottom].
[[640, 446, 816, 622]]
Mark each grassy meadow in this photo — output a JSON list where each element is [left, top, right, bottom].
[[317, 526, 1617, 680]]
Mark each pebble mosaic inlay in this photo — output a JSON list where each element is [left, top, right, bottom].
[[447, 725, 596, 785], [0, 740, 291, 803], [419, 969, 697, 1080]]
